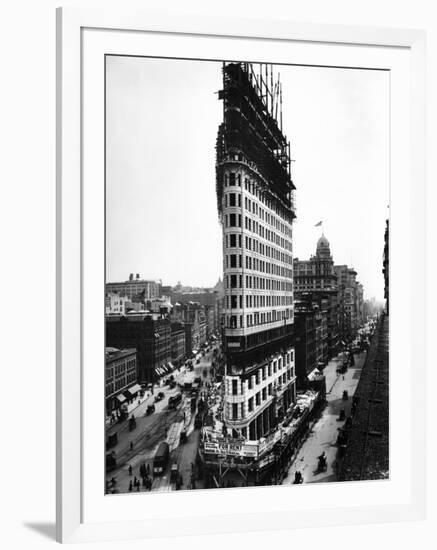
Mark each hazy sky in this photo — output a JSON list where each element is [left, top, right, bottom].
[[106, 56, 389, 300]]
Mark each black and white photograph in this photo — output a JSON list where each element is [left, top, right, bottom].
[[104, 56, 389, 495], [1, 0, 432, 546]]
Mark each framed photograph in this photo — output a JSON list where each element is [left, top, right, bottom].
[[56, 7, 426, 543]]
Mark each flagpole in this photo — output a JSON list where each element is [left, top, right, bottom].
[[314, 220, 323, 236]]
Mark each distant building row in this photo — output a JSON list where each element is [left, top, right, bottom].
[[293, 234, 367, 386], [105, 278, 225, 400]]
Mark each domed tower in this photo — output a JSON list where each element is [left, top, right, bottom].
[[313, 234, 334, 279], [316, 233, 332, 260]]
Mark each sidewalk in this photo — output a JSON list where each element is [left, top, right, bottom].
[[105, 345, 218, 494], [282, 350, 366, 485], [105, 363, 192, 431]]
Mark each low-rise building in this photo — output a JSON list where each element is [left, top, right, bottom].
[[106, 273, 161, 301], [146, 296, 172, 315], [105, 348, 137, 414], [106, 292, 130, 315]]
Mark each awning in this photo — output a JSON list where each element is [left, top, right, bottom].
[[126, 384, 142, 396], [155, 367, 161, 376], [167, 362, 175, 371], [115, 394, 126, 403]]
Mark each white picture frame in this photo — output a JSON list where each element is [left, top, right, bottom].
[[56, 6, 426, 544]]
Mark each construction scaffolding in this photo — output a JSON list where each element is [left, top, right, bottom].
[[216, 62, 296, 220]]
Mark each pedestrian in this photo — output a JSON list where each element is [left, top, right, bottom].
[[130, 441, 133, 451], [128, 465, 132, 476], [128, 480, 133, 492], [146, 464, 150, 475], [134, 476, 137, 486]]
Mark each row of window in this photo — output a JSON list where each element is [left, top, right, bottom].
[[229, 354, 293, 393], [223, 171, 293, 230], [225, 309, 292, 328], [225, 233, 292, 264], [226, 274, 293, 292], [106, 359, 136, 378], [105, 371, 137, 396], [223, 190, 292, 239], [225, 253, 292, 278], [295, 287, 330, 294], [228, 371, 295, 420], [226, 294, 293, 309], [223, 213, 290, 253]]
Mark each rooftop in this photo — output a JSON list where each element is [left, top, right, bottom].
[[105, 347, 136, 362]]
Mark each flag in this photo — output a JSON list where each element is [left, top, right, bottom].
[[314, 221, 322, 227]]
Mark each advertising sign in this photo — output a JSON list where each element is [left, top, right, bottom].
[[203, 440, 258, 458]]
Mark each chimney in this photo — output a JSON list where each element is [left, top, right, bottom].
[[136, 273, 140, 279], [129, 273, 133, 281]]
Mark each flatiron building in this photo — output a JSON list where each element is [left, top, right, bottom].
[[216, 62, 297, 441]]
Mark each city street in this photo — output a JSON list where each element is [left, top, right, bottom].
[[282, 350, 367, 485], [106, 343, 218, 494]]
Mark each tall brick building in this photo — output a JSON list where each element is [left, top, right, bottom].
[[106, 313, 171, 383]]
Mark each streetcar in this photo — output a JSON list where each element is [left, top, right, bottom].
[[168, 392, 182, 409], [153, 441, 169, 476]]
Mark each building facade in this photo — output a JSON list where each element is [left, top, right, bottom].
[[105, 292, 146, 315], [294, 234, 339, 357], [171, 301, 209, 354], [106, 313, 172, 383], [105, 348, 137, 413], [170, 322, 186, 367], [106, 273, 161, 301], [356, 282, 364, 327], [204, 304, 216, 337], [105, 292, 130, 315], [334, 265, 364, 343], [216, 62, 297, 441], [294, 294, 328, 388]]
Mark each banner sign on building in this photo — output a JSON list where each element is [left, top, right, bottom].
[[203, 440, 258, 458]]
